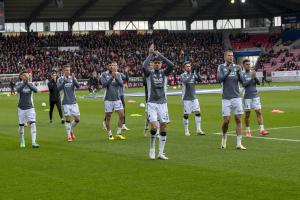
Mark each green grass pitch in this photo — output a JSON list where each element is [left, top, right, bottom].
[[0, 83, 300, 200]]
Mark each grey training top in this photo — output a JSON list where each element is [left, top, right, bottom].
[[143, 53, 174, 104], [57, 76, 80, 105], [241, 70, 260, 99], [217, 63, 243, 100], [100, 70, 123, 101], [180, 71, 197, 100], [118, 73, 127, 97], [16, 81, 38, 110]]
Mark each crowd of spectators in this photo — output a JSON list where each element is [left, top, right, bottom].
[[256, 48, 300, 71], [0, 31, 224, 82]]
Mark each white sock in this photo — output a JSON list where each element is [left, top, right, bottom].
[[117, 127, 122, 134], [195, 115, 201, 131], [237, 134, 242, 146], [246, 127, 250, 131], [222, 133, 227, 140], [183, 118, 189, 132], [30, 123, 37, 144], [71, 121, 78, 130], [107, 130, 112, 137], [150, 131, 156, 149], [159, 135, 167, 155], [18, 126, 25, 144], [259, 125, 264, 131], [65, 122, 71, 138]]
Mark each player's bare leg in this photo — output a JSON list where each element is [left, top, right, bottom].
[[157, 123, 168, 160], [65, 115, 73, 142], [221, 116, 230, 149], [245, 111, 251, 137], [105, 112, 114, 140], [255, 109, 269, 135], [115, 109, 126, 140], [70, 115, 80, 140], [235, 114, 246, 150]]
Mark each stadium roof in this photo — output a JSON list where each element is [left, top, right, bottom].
[[5, 0, 300, 24]]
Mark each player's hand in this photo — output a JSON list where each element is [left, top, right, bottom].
[[236, 65, 241, 72], [153, 50, 160, 56], [227, 63, 232, 71], [111, 71, 117, 78], [149, 44, 155, 54], [252, 70, 257, 79], [72, 73, 76, 80], [64, 75, 68, 80]]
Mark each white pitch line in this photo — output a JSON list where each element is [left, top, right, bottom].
[[212, 125, 300, 142]]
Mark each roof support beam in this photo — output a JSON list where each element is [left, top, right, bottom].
[[69, 0, 99, 25], [26, 0, 53, 24], [111, 0, 140, 25], [150, 0, 185, 24]]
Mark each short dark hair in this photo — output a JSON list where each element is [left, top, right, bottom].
[[19, 70, 28, 76], [243, 59, 251, 64], [183, 61, 191, 67]]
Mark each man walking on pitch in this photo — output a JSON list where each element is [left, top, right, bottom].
[[100, 61, 126, 141], [180, 61, 204, 136], [48, 70, 64, 124], [16, 70, 40, 148], [57, 65, 81, 142], [241, 59, 269, 137], [143, 44, 174, 160], [217, 50, 246, 150]]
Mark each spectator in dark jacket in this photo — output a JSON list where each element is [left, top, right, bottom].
[[48, 70, 64, 124]]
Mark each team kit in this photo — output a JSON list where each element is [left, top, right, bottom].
[[16, 45, 269, 160]]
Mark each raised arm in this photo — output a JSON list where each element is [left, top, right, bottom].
[[100, 73, 113, 88], [120, 72, 128, 81], [115, 74, 124, 87], [16, 82, 25, 93], [73, 77, 80, 89], [28, 83, 38, 93], [180, 73, 193, 83], [217, 65, 229, 83], [156, 52, 174, 76], [57, 77, 65, 91], [255, 77, 260, 85], [143, 54, 153, 77]]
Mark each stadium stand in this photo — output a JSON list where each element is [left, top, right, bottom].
[[0, 32, 223, 82]]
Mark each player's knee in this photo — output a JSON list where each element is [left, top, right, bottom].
[[19, 124, 24, 126], [160, 131, 167, 136], [195, 112, 201, 117], [183, 114, 189, 119], [223, 119, 230, 125], [150, 123, 157, 130], [29, 121, 36, 125], [75, 119, 80, 123], [66, 120, 71, 123]]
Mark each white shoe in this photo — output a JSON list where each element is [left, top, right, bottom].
[[20, 142, 25, 148], [221, 136, 227, 149], [149, 148, 155, 160], [196, 129, 205, 135], [236, 144, 247, 150], [185, 131, 191, 136], [122, 124, 130, 131], [157, 153, 168, 160], [102, 121, 107, 131]]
